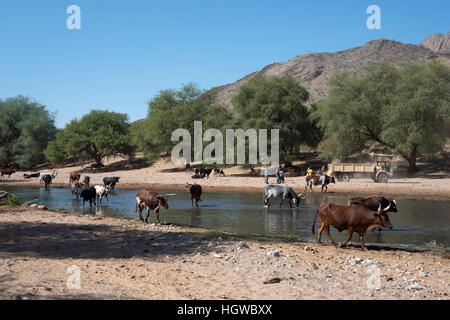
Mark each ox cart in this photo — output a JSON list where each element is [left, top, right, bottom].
[[329, 153, 396, 183]]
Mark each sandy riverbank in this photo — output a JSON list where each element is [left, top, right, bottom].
[[2, 157, 450, 200], [0, 206, 448, 300]]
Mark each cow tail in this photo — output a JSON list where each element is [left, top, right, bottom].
[[312, 208, 319, 235]]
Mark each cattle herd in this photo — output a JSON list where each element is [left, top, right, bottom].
[[2, 167, 400, 251]]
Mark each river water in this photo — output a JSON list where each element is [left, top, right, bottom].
[[3, 186, 449, 249]]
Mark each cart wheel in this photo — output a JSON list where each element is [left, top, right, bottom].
[[341, 173, 351, 182], [377, 172, 389, 183]]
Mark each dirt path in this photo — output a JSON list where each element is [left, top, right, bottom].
[[0, 207, 448, 300]]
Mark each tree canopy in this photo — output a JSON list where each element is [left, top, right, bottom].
[[0, 96, 56, 169], [140, 83, 233, 160], [232, 75, 319, 164], [44, 110, 134, 166], [312, 61, 450, 172]]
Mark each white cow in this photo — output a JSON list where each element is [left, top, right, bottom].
[[94, 185, 111, 204]]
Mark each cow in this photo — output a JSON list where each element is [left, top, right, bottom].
[[194, 168, 213, 179], [213, 168, 225, 177], [264, 185, 305, 208], [185, 183, 202, 207], [41, 174, 53, 189], [83, 175, 90, 187], [40, 172, 57, 184], [69, 172, 81, 184], [312, 202, 393, 251], [348, 196, 398, 213], [305, 174, 335, 192], [191, 174, 206, 179], [94, 185, 112, 204], [103, 176, 120, 190], [23, 172, 40, 179], [80, 187, 97, 207], [70, 181, 83, 199], [135, 190, 173, 224], [1, 169, 15, 178]]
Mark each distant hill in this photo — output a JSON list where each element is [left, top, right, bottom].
[[214, 34, 450, 107]]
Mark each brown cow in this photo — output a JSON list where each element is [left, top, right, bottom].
[[312, 202, 393, 251], [1, 168, 16, 178], [185, 183, 202, 207], [135, 190, 170, 224], [69, 172, 81, 184]]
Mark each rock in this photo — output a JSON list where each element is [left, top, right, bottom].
[[362, 259, 373, 265], [13, 294, 22, 300], [263, 277, 282, 284], [30, 204, 38, 208], [181, 259, 192, 263], [304, 246, 316, 252], [310, 262, 319, 270], [213, 253, 222, 259], [37, 205, 47, 210], [266, 250, 280, 257], [217, 236, 223, 241], [348, 258, 362, 265], [238, 241, 249, 249], [419, 271, 428, 278], [406, 281, 426, 291]]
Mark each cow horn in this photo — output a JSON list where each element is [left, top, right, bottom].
[[377, 204, 382, 212], [164, 193, 176, 197], [382, 202, 391, 212], [392, 199, 397, 205]]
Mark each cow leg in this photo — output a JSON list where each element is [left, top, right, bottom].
[[317, 223, 325, 244], [279, 198, 285, 208], [191, 197, 194, 208], [359, 234, 368, 251], [340, 229, 353, 248], [138, 205, 144, 221], [145, 209, 150, 223], [324, 225, 336, 245], [289, 199, 293, 208], [155, 209, 161, 224], [195, 198, 199, 207]]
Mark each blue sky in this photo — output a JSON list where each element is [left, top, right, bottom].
[[0, 0, 448, 128]]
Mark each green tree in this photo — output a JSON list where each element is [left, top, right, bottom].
[[312, 61, 450, 172], [141, 83, 233, 160], [0, 96, 56, 169], [232, 75, 319, 164], [45, 110, 134, 166]]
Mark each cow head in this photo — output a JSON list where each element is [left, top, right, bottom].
[[294, 193, 306, 207], [330, 176, 336, 184], [388, 199, 398, 213], [157, 195, 169, 209], [373, 211, 393, 230], [114, 176, 120, 182]]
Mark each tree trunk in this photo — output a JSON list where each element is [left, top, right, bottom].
[[93, 155, 104, 167]]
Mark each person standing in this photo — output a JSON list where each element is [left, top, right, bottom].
[[264, 167, 269, 184], [279, 167, 284, 183]]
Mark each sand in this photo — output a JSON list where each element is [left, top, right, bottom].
[[0, 207, 448, 300]]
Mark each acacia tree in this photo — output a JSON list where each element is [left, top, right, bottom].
[[312, 61, 450, 172], [45, 110, 134, 166], [0, 96, 56, 169], [141, 83, 232, 160], [232, 75, 319, 165]]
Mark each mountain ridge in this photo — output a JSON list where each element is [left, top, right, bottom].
[[214, 34, 450, 107]]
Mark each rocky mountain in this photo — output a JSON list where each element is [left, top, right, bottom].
[[215, 35, 450, 107], [421, 32, 450, 55]]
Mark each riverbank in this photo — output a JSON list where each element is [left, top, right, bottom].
[[2, 167, 450, 201], [0, 206, 448, 300]]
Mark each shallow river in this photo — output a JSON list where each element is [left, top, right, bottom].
[[3, 186, 449, 249]]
